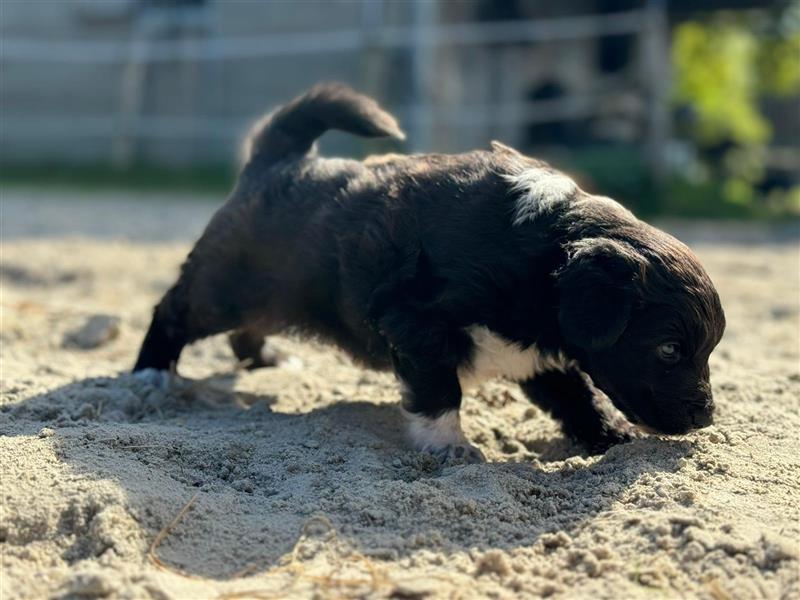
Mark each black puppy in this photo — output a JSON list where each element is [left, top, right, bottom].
[[134, 84, 725, 462]]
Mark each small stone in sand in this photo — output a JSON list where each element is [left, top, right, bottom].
[[64, 315, 120, 349], [391, 576, 441, 598]]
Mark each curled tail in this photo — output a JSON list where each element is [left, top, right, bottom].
[[243, 83, 405, 165]]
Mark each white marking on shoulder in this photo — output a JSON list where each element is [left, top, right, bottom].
[[406, 409, 466, 450], [458, 325, 567, 391], [504, 166, 578, 224]]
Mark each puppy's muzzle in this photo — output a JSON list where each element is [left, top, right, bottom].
[[690, 406, 714, 429], [689, 382, 714, 429]]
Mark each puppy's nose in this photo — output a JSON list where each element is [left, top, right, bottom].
[[690, 394, 714, 428]]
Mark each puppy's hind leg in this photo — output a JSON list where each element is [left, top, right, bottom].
[[520, 365, 631, 455], [134, 282, 192, 373], [134, 256, 274, 374]]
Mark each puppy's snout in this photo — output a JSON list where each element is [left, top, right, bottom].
[[691, 407, 714, 428], [690, 386, 714, 429]]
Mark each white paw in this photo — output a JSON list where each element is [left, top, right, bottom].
[[406, 409, 485, 464], [424, 442, 486, 465], [132, 368, 171, 390], [132, 368, 188, 392]]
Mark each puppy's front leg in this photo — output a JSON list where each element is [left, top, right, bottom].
[[382, 318, 485, 464], [400, 367, 486, 464], [374, 296, 484, 463], [520, 366, 632, 455]]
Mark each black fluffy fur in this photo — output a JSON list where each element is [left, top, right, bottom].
[[134, 83, 725, 454]]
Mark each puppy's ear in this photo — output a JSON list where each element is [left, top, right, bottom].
[[556, 238, 645, 351]]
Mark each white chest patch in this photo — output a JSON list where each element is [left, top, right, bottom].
[[457, 325, 566, 391]]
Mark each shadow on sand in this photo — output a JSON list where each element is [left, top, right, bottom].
[[3, 372, 691, 580]]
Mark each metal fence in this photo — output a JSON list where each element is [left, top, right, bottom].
[[1, 1, 670, 172]]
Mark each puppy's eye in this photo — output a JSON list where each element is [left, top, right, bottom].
[[656, 342, 681, 363]]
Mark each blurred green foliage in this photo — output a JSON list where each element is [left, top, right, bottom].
[[674, 20, 768, 146], [671, 7, 800, 213]]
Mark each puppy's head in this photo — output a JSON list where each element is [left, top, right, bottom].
[[555, 232, 725, 435]]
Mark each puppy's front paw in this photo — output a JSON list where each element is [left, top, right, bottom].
[[581, 427, 634, 455], [424, 443, 486, 465], [132, 367, 172, 390], [406, 409, 485, 465]]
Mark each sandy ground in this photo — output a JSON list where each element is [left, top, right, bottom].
[[1, 190, 799, 599]]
